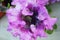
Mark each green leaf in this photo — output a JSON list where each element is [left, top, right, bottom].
[[0, 0, 4, 2], [46, 5, 52, 14], [45, 30, 53, 34], [53, 24, 57, 30], [7, 3, 10, 8]]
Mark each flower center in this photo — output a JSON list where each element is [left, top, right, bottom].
[[23, 6, 39, 27]]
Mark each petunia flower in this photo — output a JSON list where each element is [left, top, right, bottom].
[[6, 0, 57, 40]]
